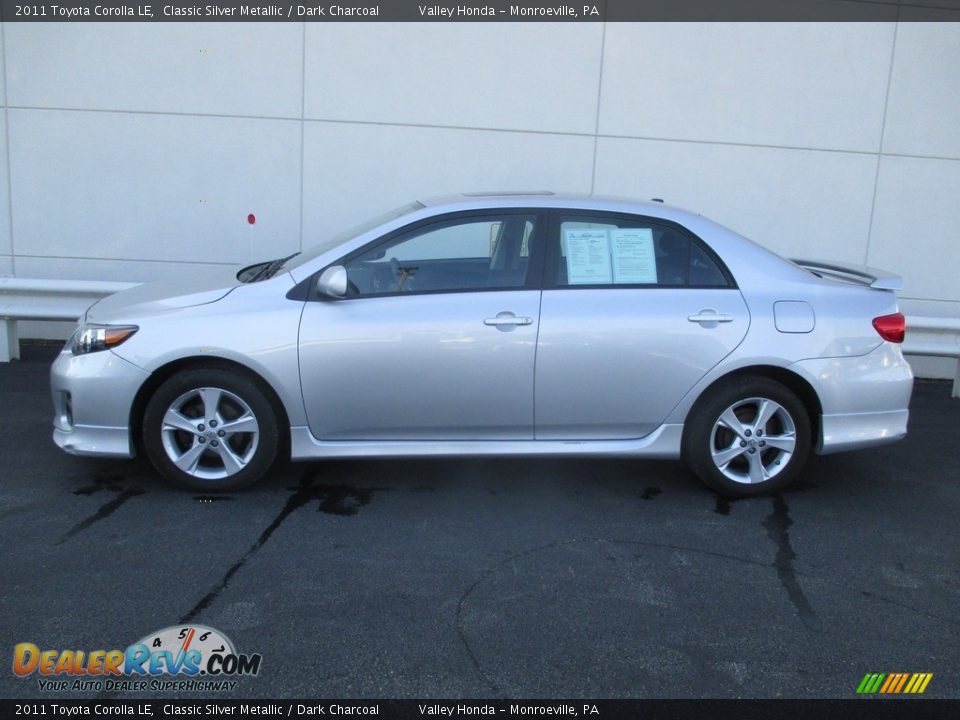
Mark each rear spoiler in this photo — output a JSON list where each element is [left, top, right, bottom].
[[790, 258, 903, 291]]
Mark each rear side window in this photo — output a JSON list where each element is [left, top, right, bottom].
[[549, 214, 731, 288]]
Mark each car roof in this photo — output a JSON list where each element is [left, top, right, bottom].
[[418, 191, 695, 219]]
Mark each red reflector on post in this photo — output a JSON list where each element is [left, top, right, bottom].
[[873, 313, 905, 343]]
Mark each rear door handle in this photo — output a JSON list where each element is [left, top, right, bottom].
[[688, 310, 734, 324], [484, 312, 533, 327]]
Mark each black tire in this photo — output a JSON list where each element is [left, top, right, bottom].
[[142, 367, 280, 492], [682, 375, 811, 497]]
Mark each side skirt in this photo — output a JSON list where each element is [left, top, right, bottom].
[[288, 424, 684, 461]]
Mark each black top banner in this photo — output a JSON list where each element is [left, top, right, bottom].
[[1, 0, 959, 22]]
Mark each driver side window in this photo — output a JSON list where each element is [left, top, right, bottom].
[[343, 214, 536, 297]]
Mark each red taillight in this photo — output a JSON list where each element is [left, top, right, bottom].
[[873, 313, 905, 343]]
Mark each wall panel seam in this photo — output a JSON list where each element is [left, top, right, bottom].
[[864, 17, 901, 265], [14, 253, 238, 267], [5, 104, 960, 165], [1, 22, 14, 275], [589, 20, 606, 195], [298, 21, 306, 254]]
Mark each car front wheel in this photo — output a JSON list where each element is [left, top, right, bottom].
[[142, 368, 280, 491], [682, 376, 811, 497]]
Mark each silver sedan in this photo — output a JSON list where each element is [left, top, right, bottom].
[[51, 193, 913, 496]]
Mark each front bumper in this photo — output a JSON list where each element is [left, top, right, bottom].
[[791, 342, 914, 454], [50, 345, 150, 458]]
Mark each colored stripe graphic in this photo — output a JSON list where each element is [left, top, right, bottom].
[[857, 672, 932, 694], [893, 673, 909, 693], [879, 674, 896, 693], [905, 673, 933, 694], [857, 673, 885, 694]]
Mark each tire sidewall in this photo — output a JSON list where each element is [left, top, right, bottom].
[[142, 368, 279, 492], [683, 376, 811, 497]]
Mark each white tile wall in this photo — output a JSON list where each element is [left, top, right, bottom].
[[868, 155, 960, 302], [8, 109, 301, 268], [599, 23, 893, 153], [304, 23, 603, 134], [13, 255, 232, 283], [593, 137, 877, 264], [0, 113, 9, 257], [5, 23, 303, 118], [0, 21, 957, 371], [302, 121, 595, 242], [0, 25, 6, 104], [883, 22, 960, 159]]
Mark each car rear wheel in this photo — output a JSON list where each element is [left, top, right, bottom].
[[142, 368, 279, 491], [682, 376, 811, 497]]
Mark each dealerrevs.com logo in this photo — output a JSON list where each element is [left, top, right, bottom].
[[12, 625, 261, 692]]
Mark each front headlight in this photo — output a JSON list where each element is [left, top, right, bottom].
[[71, 324, 139, 355]]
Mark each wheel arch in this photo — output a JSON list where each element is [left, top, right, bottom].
[[689, 365, 823, 449], [129, 356, 292, 460]]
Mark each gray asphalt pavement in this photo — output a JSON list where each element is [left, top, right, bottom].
[[1, 342, 958, 699]]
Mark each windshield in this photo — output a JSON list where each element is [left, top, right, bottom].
[[285, 201, 425, 272]]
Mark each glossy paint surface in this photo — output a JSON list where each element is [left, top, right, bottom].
[[50, 194, 913, 462]]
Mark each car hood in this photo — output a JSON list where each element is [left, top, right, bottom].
[[85, 266, 241, 324]]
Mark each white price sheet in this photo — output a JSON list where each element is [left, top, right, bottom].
[[563, 230, 612, 285], [611, 228, 657, 284]]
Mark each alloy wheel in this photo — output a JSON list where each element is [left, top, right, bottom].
[[159, 386, 260, 480], [709, 396, 797, 485]]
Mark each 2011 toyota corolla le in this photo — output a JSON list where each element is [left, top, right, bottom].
[[51, 193, 913, 496]]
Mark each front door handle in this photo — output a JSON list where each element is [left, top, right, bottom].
[[484, 312, 533, 328], [688, 309, 734, 324]]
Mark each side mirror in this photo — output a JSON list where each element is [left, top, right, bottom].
[[316, 266, 348, 299]]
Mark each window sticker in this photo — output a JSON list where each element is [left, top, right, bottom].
[[611, 228, 657, 284], [563, 230, 612, 284]]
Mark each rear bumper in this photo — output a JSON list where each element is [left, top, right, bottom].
[[50, 345, 148, 458], [818, 409, 909, 455], [790, 342, 913, 454]]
